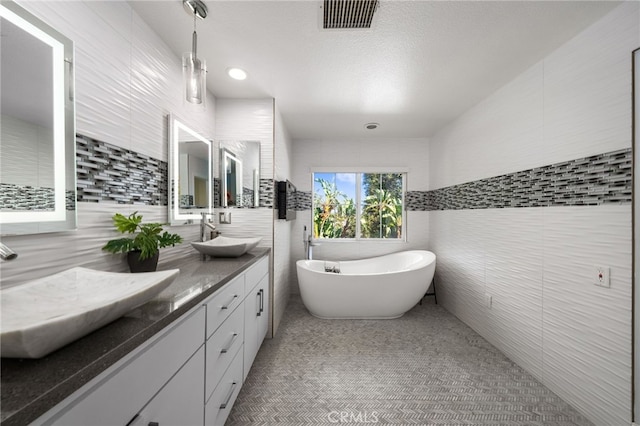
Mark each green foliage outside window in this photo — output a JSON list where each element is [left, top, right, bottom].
[[313, 178, 356, 238], [313, 173, 404, 240], [361, 173, 403, 239]]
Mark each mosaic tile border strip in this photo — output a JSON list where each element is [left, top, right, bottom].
[[242, 187, 255, 207], [76, 135, 168, 205], [213, 177, 274, 209], [407, 148, 632, 211], [213, 178, 274, 209], [6, 135, 274, 209], [0, 184, 76, 211], [293, 191, 312, 211], [0, 183, 55, 211], [259, 179, 275, 208], [66, 190, 75, 210], [405, 191, 429, 211], [213, 177, 221, 208], [179, 194, 194, 207], [292, 148, 632, 212]]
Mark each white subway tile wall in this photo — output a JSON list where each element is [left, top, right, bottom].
[[274, 104, 294, 335], [428, 3, 638, 425]]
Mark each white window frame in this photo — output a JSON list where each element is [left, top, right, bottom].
[[311, 167, 407, 242]]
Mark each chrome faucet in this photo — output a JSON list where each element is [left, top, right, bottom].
[[303, 226, 310, 260], [199, 212, 218, 242], [0, 242, 18, 261], [302, 226, 318, 260]]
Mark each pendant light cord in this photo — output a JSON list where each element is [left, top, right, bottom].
[[192, 12, 198, 60]]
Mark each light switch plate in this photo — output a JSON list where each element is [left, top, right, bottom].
[[485, 293, 492, 308], [594, 266, 610, 288]]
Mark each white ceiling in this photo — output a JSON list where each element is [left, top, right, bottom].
[[130, 1, 620, 140]]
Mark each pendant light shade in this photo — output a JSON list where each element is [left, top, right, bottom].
[[183, 46, 205, 105], [183, 0, 207, 106]]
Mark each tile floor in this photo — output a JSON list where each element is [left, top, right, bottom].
[[227, 295, 592, 425]]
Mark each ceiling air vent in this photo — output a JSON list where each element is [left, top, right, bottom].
[[322, 0, 379, 30]]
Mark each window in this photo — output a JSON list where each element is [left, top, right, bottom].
[[312, 172, 405, 240]]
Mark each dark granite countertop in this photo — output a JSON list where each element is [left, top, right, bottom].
[[0, 249, 270, 426]]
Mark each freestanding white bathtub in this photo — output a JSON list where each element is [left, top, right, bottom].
[[296, 250, 436, 319]]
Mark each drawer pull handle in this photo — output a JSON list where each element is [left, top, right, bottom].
[[220, 382, 238, 409], [148, 423, 159, 426], [256, 290, 262, 317], [260, 288, 264, 313], [220, 333, 239, 354], [221, 294, 238, 310]]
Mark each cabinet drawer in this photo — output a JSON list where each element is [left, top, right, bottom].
[[245, 256, 268, 294], [131, 346, 205, 426], [43, 308, 205, 426], [205, 347, 244, 426], [205, 274, 244, 339], [205, 304, 244, 400]]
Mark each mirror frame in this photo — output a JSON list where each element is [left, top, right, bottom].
[[221, 148, 242, 208], [0, 1, 76, 234], [252, 168, 260, 208], [218, 141, 261, 208], [168, 114, 212, 225]]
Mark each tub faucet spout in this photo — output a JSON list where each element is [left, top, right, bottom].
[[303, 226, 310, 260], [303, 226, 317, 260], [304, 234, 319, 260]]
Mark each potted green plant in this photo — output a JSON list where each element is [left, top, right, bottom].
[[102, 212, 183, 273]]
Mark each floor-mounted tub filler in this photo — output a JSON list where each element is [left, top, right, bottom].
[[296, 250, 436, 319]]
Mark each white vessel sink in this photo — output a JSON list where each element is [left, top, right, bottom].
[[0, 267, 180, 358], [191, 236, 262, 258]]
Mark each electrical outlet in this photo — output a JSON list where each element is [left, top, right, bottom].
[[485, 294, 492, 309], [594, 266, 610, 288]]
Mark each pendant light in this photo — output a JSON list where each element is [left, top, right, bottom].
[[183, 0, 207, 106]]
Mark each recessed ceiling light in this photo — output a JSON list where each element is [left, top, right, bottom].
[[227, 68, 247, 80], [364, 122, 379, 130]]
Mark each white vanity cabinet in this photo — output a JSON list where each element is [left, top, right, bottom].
[[204, 284, 245, 426], [243, 257, 270, 379], [35, 307, 206, 426], [130, 346, 205, 426], [203, 256, 270, 425], [205, 274, 245, 339], [30, 254, 270, 426], [204, 345, 244, 425], [205, 295, 245, 399]]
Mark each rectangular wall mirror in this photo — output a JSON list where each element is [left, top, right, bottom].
[[168, 115, 213, 225], [0, 1, 76, 235], [219, 141, 260, 208]]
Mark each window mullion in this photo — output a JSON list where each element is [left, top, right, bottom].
[[379, 174, 383, 239], [402, 173, 406, 240], [355, 172, 362, 239]]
